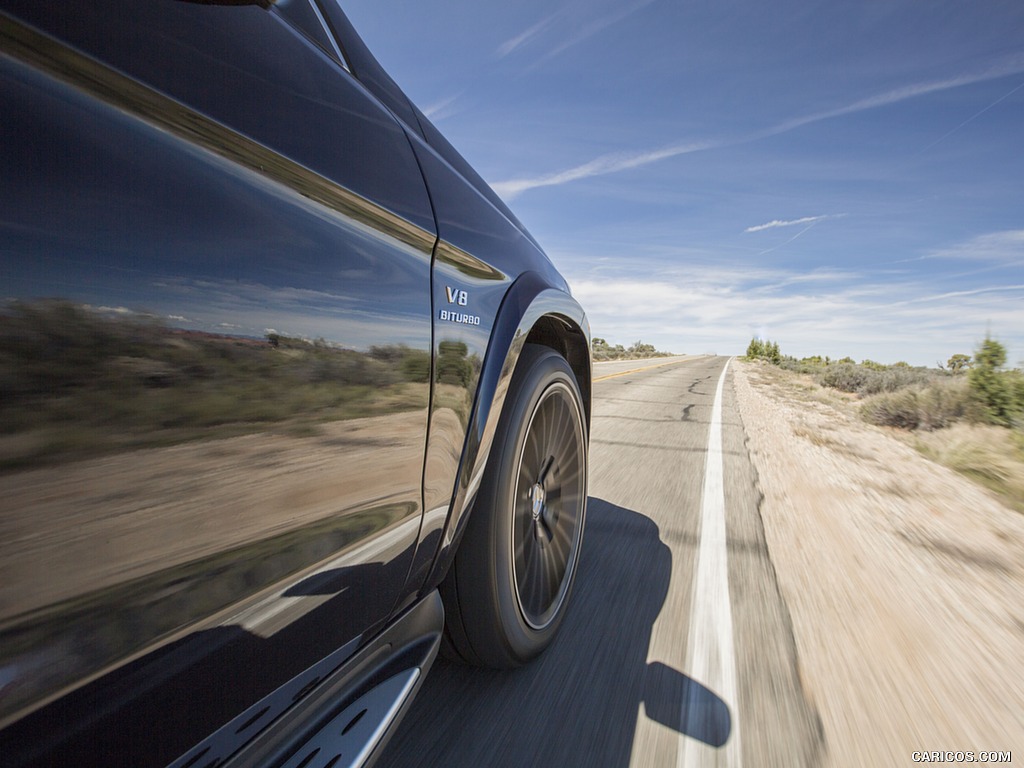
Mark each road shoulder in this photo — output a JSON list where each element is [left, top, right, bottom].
[[732, 361, 1024, 766]]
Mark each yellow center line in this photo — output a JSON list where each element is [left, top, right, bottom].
[[593, 356, 697, 382]]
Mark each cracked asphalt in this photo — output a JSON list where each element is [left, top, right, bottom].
[[381, 356, 823, 767]]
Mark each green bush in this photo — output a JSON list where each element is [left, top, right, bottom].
[[968, 337, 1015, 426]]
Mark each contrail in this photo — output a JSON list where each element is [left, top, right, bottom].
[[916, 79, 1024, 155]]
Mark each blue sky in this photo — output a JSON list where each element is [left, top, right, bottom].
[[343, 0, 1024, 367]]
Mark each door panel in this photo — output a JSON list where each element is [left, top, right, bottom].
[[0, 5, 434, 765]]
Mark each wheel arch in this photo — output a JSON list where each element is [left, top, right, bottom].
[[522, 313, 592, 432], [421, 270, 591, 593]]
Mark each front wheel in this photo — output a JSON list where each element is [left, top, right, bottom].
[[441, 344, 588, 668]]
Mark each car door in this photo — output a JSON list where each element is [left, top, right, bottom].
[[0, 2, 435, 764]]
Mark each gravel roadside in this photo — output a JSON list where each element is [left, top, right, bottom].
[[732, 360, 1024, 766]]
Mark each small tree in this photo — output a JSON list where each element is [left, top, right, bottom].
[[947, 353, 972, 374], [746, 338, 764, 360], [968, 337, 1011, 425], [745, 338, 783, 364]]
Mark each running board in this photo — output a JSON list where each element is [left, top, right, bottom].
[[217, 591, 443, 768], [278, 669, 420, 768]]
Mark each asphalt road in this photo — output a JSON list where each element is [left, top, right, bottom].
[[381, 355, 824, 767]]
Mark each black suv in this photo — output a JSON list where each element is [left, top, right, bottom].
[[0, 3, 590, 766]]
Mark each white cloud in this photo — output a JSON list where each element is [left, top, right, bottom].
[[928, 230, 1024, 262], [560, 259, 1024, 365], [496, 15, 558, 58], [887, 284, 1024, 307], [745, 214, 842, 233], [492, 141, 717, 199]]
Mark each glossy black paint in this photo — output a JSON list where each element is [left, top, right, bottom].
[[0, 14, 432, 762], [0, 2, 590, 765], [0, 1, 435, 234]]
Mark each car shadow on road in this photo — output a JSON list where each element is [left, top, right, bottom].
[[380, 497, 732, 767]]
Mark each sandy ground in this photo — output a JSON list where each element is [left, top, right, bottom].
[[732, 360, 1024, 766]]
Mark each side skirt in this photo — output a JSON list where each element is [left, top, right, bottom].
[[174, 591, 443, 768]]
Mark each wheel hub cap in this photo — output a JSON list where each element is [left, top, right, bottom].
[[530, 482, 546, 521]]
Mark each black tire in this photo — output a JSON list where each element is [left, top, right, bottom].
[[441, 344, 588, 668]]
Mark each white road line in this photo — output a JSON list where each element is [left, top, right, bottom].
[[680, 358, 742, 767]]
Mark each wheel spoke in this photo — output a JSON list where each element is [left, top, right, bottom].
[[511, 380, 588, 628]]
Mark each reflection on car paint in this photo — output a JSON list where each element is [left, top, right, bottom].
[[0, 298, 433, 719], [0, 8, 435, 745]]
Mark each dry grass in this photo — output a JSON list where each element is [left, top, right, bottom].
[[745, 360, 859, 417], [746, 360, 1024, 513], [914, 424, 1024, 513]]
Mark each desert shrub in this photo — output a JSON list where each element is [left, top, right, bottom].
[[593, 337, 670, 360], [817, 363, 869, 393], [858, 365, 933, 395], [778, 357, 821, 375], [799, 355, 828, 367], [920, 381, 975, 428], [627, 340, 659, 357], [860, 380, 972, 431], [818, 362, 934, 395], [860, 389, 922, 429]]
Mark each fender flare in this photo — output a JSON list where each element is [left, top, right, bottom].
[[421, 270, 590, 591]]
